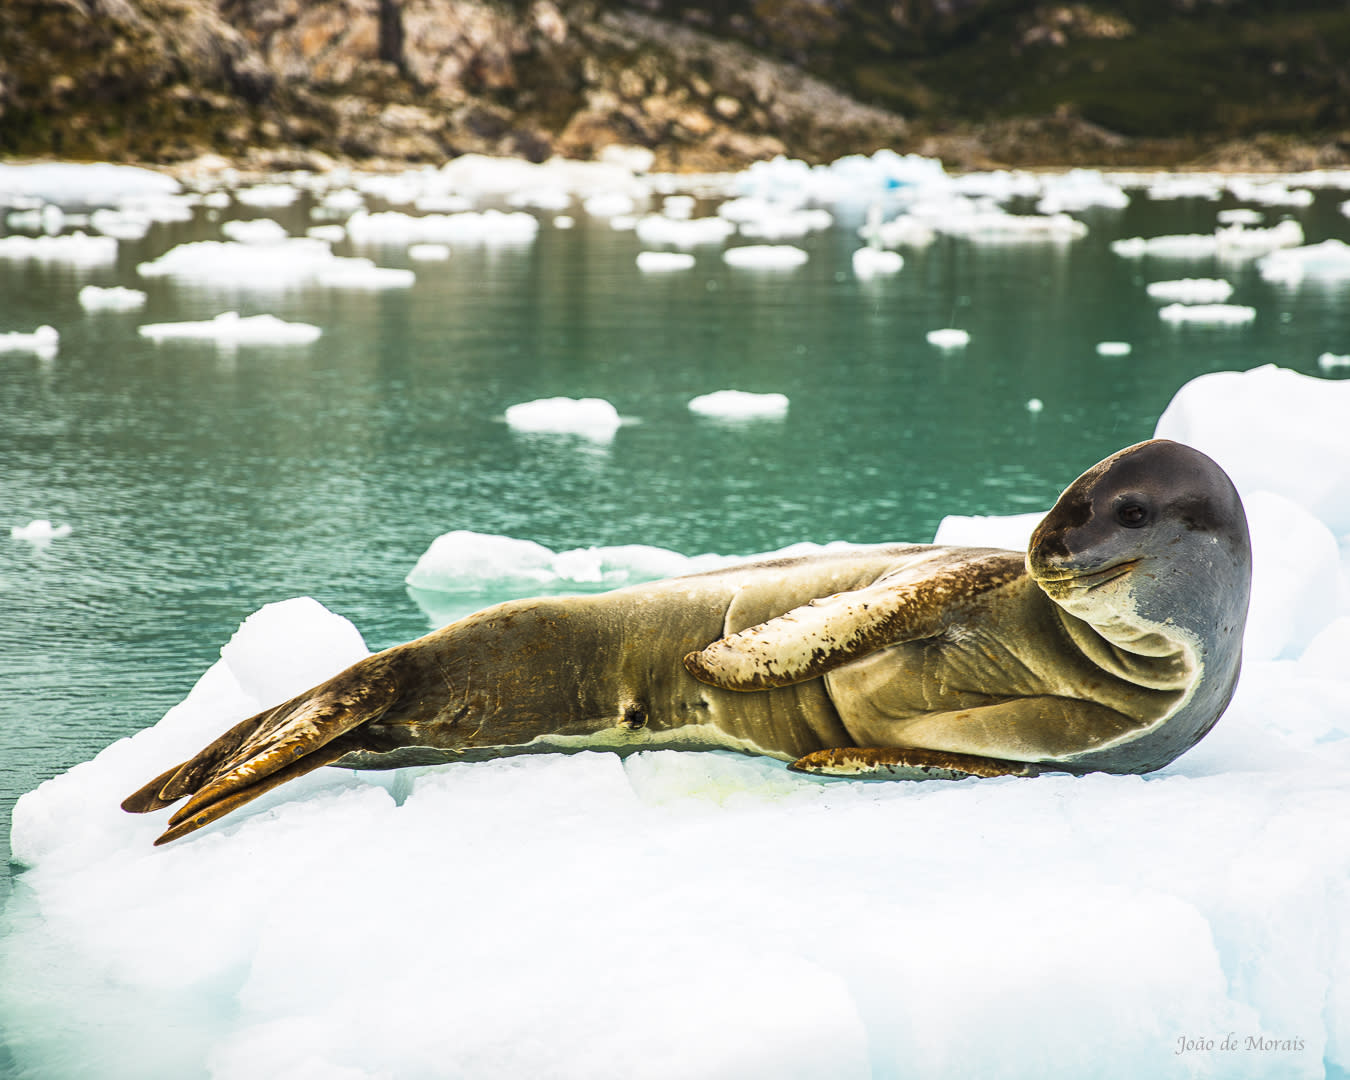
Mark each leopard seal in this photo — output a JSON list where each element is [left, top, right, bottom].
[[123, 438, 1250, 845]]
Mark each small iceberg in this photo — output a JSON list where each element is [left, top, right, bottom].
[[221, 218, 289, 245], [0, 231, 118, 267], [1257, 239, 1350, 286], [1157, 303, 1256, 325], [10, 519, 71, 542], [1096, 341, 1132, 356], [634, 215, 735, 248], [636, 251, 695, 273], [722, 245, 808, 269], [927, 328, 970, 349], [688, 390, 789, 420], [138, 311, 322, 346], [504, 397, 623, 441], [1145, 278, 1234, 303], [408, 243, 451, 261], [234, 183, 300, 208], [0, 325, 59, 356], [78, 285, 147, 312], [1319, 352, 1350, 372], [851, 247, 903, 278]]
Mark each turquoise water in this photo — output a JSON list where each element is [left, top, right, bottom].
[[3, 179, 1349, 900]]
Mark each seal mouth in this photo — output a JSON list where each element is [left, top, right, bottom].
[[1033, 558, 1140, 592]]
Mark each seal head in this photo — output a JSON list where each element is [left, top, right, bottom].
[[1027, 438, 1251, 772]]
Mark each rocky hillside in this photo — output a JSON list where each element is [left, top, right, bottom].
[[2, 0, 1349, 171]]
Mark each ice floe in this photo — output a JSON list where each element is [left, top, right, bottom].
[[136, 239, 414, 290], [78, 285, 147, 312], [636, 251, 695, 272], [1095, 341, 1132, 356], [851, 247, 904, 278], [722, 245, 808, 269], [926, 328, 970, 349], [9, 519, 72, 542], [687, 390, 790, 420], [1145, 278, 1234, 303], [1319, 352, 1350, 372], [634, 214, 735, 248], [138, 312, 321, 346], [234, 183, 300, 208], [1112, 220, 1304, 260], [1257, 239, 1350, 285], [1158, 303, 1256, 325], [0, 325, 59, 357], [221, 218, 289, 245], [344, 209, 539, 246], [0, 162, 179, 206], [503, 397, 623, 441], [0, 231, 118, 267]]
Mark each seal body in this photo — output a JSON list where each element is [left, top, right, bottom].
[[123, 439, 1251, 845]]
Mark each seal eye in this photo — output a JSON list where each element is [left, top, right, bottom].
[[1116, 502, 1149, 528]]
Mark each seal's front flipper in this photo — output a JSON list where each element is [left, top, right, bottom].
[[122, 658, 401, 845], [684, 552, 1024, 691], [788, 746, 1043, 780]]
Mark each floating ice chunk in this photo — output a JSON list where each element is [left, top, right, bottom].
[[0, 324, 59, 356], [78, 285, 147, 312], [116, 193, 197, 224], [1025, 397, 1044, 413], [932, 511, 1045, 551], [738, 207, 834, 241], [138, 311, 322, 346], [1155, 364, 1350, 532], [1145, 278, 1233, 303], [950, 169, 1041, 201], [1217, 208, 1263, 225], [662, 195, 696, 219], [598, 144, 655, 173], [851, 247, 903, 277], [413, 193, 474, 214], [583, 192, 637, 218], [634, 214, 735, 248], [10, 518, 71, 542], [1034, 169, 1129, 213], [345, 209, 538, 246], [221, 218, 289, 245], [919, 199, 1088, 243], [504, 397, 623, 441], [88, 207, 152, 240], [1158, 303, 1255, 325], [553, 215, 575, 229], [722, 245, 807, 269], [235, 183, 300, 208], [1216, 218, 1304, 255], [1257, 239, 1350, 285], [1142, 175, 1224, 200], [439, 154, 648, 201], [636, 251, 695, 272], [6, 203, 67, 233], [408, 243, 451, 261], [1319, 352, 1350, 372], [1227, 179, 1314, 207], [1096, 341, 1132, 356], [354, 171, 428, 204], [857, 213, 936, 248], [0, 161, 178, 205], [316, 188, 364, 214], [608, 214, 638, 231], [687, 390, 789, 420], [137, 239, 412, 290], [926, 328, 970, 349], [0, 231, 117, 267], [306, 225, 346, 243], [1112, 219, 1303, 260], [405, 530, 730, 601], [506, 187, 571, 212]]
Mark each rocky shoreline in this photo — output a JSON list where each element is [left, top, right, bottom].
[[3, 1, 1348, 175]]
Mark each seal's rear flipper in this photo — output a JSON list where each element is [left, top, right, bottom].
[[788, 746, 1043, 780], [122, 659, 401, 844]]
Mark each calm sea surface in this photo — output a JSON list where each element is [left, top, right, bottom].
[[3, 173, 1349, 896]]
